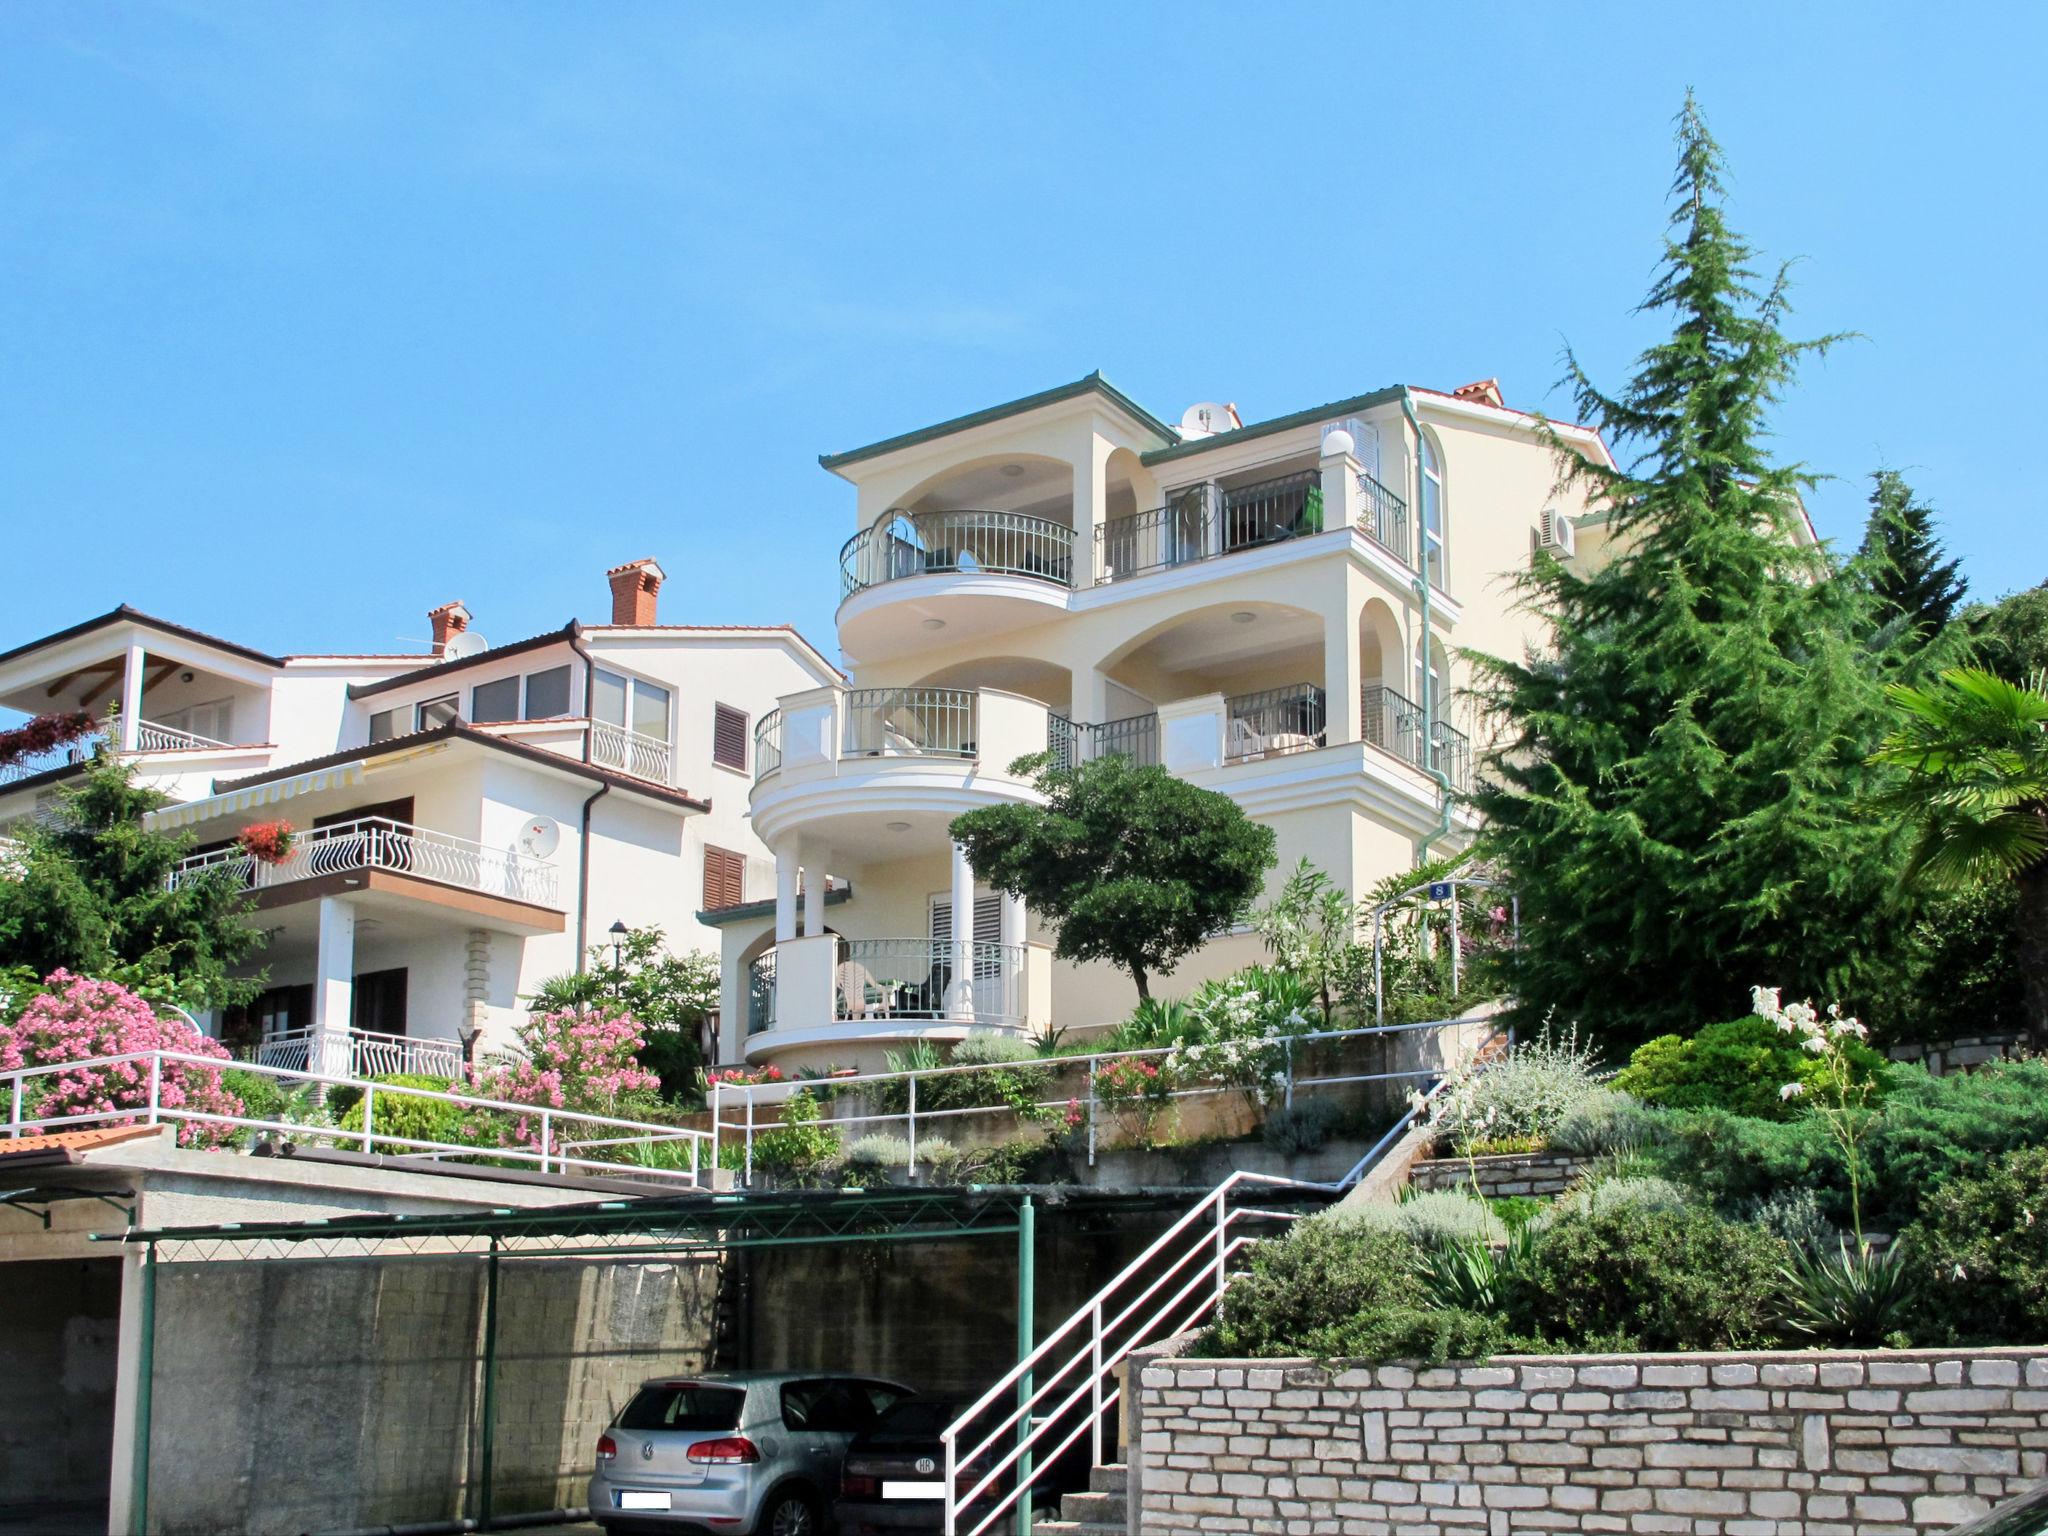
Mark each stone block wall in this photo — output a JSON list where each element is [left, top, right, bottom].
[[1887, 1032, 2028, 1077], [1133, 1345, 2048, 1534], [1406, 1151, 1587, 1200]]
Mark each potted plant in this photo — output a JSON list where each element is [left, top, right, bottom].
[[237, 820, 296, 865]]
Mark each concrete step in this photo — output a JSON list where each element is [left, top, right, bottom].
[[1058, 1489, 1127, 1524], [1032, 1523, 1123, 1536], [1090, 1464, 1128, 1494]]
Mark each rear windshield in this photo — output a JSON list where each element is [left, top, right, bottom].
[[869, 1400, 959, 1439], [618, 1384, 745, 1433]]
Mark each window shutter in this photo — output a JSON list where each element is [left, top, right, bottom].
[[930, 893, 1003, 941], [713, 704, 749, 771], [703, 846, 745, 909]]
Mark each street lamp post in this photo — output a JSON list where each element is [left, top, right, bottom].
[[607, 919, 628, 1001]]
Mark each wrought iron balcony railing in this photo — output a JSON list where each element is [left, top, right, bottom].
[[840, 510, 1077, 599]]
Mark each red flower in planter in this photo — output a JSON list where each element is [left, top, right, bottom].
[[237, 820, 297, 865]]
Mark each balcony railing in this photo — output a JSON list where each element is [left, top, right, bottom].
[[135, 719, 236, 753], [588, 718, 674, 786], [835, 938, 1024, 1026], [1046, 711, 1161, 771], [842, 687, 976, 759], [1357, 470, 1410, 561], [754, 710, 782, 780], [747, 951, 778, 1037], [1361, 683, 1473, 792], [840, 510, 1077, 599], [170, 816, 560, 907], [0, 730, 106, 785], [1224, 683, 1328, 762], [247, 1025, 466, 1080], [1096, 471, 1324, 585]]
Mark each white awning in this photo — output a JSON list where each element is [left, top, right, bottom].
[[143, 761, 368, 831]]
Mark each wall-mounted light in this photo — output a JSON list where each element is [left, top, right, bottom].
[[1230, 611, 1257, 625], [922, 618, 946, 631], [885, 821, 911, 833]]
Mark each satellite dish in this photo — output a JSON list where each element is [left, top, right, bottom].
[[441, 631, 489, 661], [1180, 401, 1241, 440], [518, 816, 561, 859]]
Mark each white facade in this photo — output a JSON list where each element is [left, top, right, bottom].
[[0, 565, 837, 1067], [714, 373, 1614, 1071]]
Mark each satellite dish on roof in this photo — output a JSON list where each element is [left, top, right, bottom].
[[1180, 401, 1241, 440], [441, 630, 489, 661], [518, 816, 561, 859]]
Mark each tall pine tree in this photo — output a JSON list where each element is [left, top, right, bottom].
[[1859, 469, 1966, 636], [1465, 96, 1916, 1050]]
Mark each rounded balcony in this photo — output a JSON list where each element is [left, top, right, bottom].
[[741, 934, 1039, 1061], [836, 510, 1077, 664], [748, 684, 1049, 855]]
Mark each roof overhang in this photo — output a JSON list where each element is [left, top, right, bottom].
[[819, 372, 1178, 479]]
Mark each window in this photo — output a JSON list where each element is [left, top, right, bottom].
[[158, 698, 234, 744], [1419, 432, 1445, 578], [595, 665, 672, 742], [632, 679, 672, 742], [351, 968, 408, 1036], [618, 1384, 744, 1434], [523, 665, 571, 720], [703, 845, 746, 909], [593, 667, 629, 729], [471, 676, 520, 724], [368, 708, 398, 744], [712, 703, 749, 772], [417, 694, 460, 731]]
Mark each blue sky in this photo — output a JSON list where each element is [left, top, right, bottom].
[[2, 3, 2041, 664]]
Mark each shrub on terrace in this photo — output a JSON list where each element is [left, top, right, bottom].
[[1341, 1189, 1505, 1248], [1902, 1144, 2048, 1346], [338, 1074, 486, 1151], [0, 970, 243, 1148], [467, 1006, 659, 1153], [1415, 1026, 1606, 1156], [1545, 1091, 1667, 1158], [1864, 1056, 2048, 1224], [1615, 1013, 1891, 1121]]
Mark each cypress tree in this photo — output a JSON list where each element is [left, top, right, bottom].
[[1465, 96, 1915, 1050], [1859, 468, 1966, 636]]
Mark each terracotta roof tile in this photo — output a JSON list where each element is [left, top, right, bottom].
[[0, 1124, 166, 1157]]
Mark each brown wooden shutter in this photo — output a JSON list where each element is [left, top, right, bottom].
[[712, 703, 749, 771], [702, 845, 745, 909]]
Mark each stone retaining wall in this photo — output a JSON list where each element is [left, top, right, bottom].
[[1887, 1031, 2029, 1077], [1132, 1343, 2048, 1534], [1406, 1150, 1587, 1199]]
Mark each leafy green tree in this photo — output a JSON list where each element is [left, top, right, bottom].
[[949, 752, 1275, 1001], [1871, 667, 2048, 1046], [1858, 469, 1966, 637], [0, 755, 265, 1012], [1464, 95, 1914, 1049], [1968, 583, 2048, 682], [527, 924, 719, 1100]]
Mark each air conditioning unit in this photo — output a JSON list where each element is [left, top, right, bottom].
[[1536, 509, 1577, 558]]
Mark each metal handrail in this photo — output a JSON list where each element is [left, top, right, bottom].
[[1224, 683, 1328, 761], [3, 1047, 710, 1183], [754, 710, 782, 780], [841, 510, 1077, 599], [167, 816, 560, 907], [1095, 470, 1329, 586], [245, 1025, 466, 1079], [1046, 712, 1161, 771], [1357, 469, 1410, 561], [841, 687, 976, 759], [747, 951, 778, 1037], [834, 937, 1023, 1026], [1361, 684, 1472, 792]]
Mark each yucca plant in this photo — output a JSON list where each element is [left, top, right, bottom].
[[1777, 1237, 1919, 1346], [1414, 1224, 1537, 1314], [1871, 667, 2048, 1047]]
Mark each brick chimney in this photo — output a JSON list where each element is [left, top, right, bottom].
[[606, 559, 666, 627], [428, 601, 471, 655]]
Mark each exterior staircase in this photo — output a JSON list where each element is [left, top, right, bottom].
[[1034, 1462, 1127, 1534]]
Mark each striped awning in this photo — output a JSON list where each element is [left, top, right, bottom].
[[142, 761, 368, 831]]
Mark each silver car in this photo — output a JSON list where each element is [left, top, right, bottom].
[[591, 1371, 914, 1536]]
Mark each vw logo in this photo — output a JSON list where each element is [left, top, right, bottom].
[[641, 1442, 655, 1461], [915, 1457, 936, 1476]]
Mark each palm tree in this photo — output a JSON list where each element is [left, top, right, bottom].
[[1872, 668, 2048, 1045]]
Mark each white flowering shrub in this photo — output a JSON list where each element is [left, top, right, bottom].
[[1159, 966, 1320, 1115], [1411, 1024, 1606, 1155], [1341, 1188, 1505, 1247]]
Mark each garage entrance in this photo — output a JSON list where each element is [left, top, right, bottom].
[[0, 1258, 122, 1535]]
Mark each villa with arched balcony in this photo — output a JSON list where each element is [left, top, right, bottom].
[[706, 371, 1618, 1070]]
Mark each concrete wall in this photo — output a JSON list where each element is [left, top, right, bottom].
[[142, 1254, 723, 1534], [1132, 1344, 2048, 1535], [0, 1259, 121, 1531]]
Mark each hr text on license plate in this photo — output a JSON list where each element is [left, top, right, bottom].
[[620, 1491, 671, 1511], [884, 1480, 944, 1500]]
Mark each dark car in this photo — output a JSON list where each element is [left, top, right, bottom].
[[1946, 1482, 2048, 1535], [834, 1398, 1000, 1535]]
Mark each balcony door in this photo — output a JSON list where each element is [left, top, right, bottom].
[[593, 667, 671, 744]]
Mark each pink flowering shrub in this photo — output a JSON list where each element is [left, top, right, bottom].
[[468, 1006, 660, 1152], [1, 970, 243, 1148]]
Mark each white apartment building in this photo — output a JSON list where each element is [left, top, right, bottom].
[[711, 372, 1622, 1071], [0, 560, 838, 1072]]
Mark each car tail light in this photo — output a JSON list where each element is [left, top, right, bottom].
[[841, 1472, 879, 1498], [596, 1434, 617, 1462], [688, 1436, 760, 1465]]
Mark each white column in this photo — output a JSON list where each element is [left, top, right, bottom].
[[1075, 433, 1110, 586], [119, 642, 145, 752], [948, 840, 976, 1019], [1319, 437, 1363, 533], [774, 844, 799, 943], [1324, 569, 1364, 748], [999, 892, 1026, 1026], [312, 895, 356, 1078], [801, 842, 826, 939]]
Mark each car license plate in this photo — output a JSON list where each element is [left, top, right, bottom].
[[619, 1491, 672, 1511], [884, 1481, 943, 1500]]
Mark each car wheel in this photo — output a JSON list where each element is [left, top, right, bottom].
[[760, 1488, 822, 1536]]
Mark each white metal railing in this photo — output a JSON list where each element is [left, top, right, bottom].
[[167, 816, 560, 907], [842, 687, 977, 759], [134, 719, 236, 753], [246, 1026, 465, 1080], [588, 718, 675, 786], [835, 937, 1023, 1025], [711, 1015, 1481, 1187], [938, 1069, 1460, 1536], [2, 1047, 709, 1183], [0, 730, 106, 784], [841, 509, 1078, 598], [754, 710, 782, 781]]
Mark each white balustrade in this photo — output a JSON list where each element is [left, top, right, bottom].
[[134, 719, 237, 753], [170, 817, 560, 907], [587, 718, 675, 785]]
